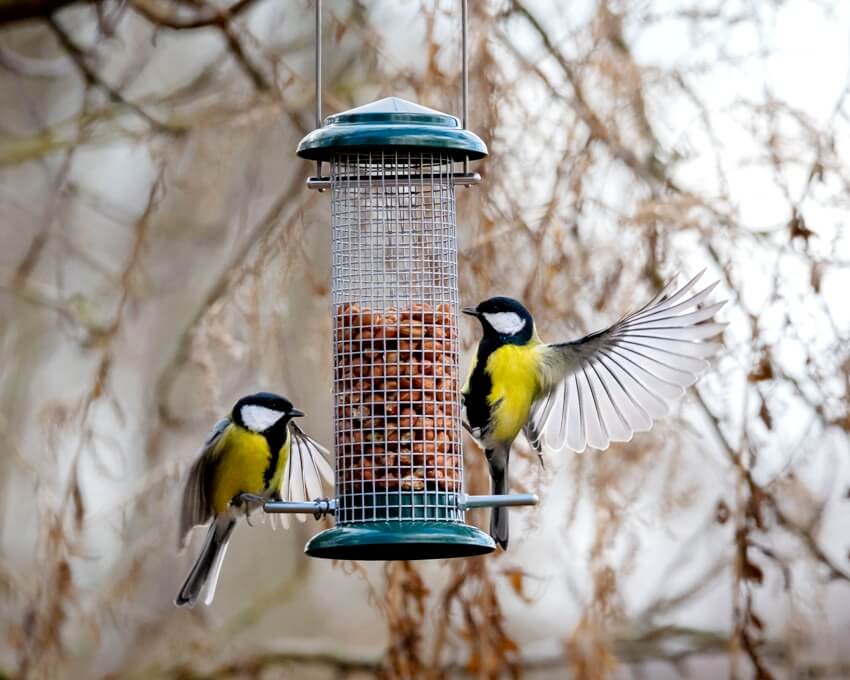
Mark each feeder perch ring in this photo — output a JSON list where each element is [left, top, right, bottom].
[[262, 493, 539, 519]]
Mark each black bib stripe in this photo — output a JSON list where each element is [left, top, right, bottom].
[[262, 423, 290, 490], [465, 338, 498, 435]]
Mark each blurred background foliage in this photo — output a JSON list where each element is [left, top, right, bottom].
[[1, 0, 850, 678]]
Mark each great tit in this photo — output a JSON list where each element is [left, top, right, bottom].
[[462, 272, 725, 549], [175, 391, 333, 607]]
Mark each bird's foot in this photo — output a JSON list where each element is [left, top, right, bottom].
[[235, 493, 266, 526], [462, 420, 483, 438], [236, 493, 265, 505]]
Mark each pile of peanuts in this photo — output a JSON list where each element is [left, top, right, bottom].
[[335, 302, 462, 494]]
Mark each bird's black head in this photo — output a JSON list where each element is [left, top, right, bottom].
[[462, 297, 534, 344], [232, 391, 304, 433]]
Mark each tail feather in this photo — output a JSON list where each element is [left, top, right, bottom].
[[175, 516, 236, 607], [487, 447, 510, 550]]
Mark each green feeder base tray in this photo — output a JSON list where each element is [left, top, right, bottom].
[[305, 521, 495, 560]]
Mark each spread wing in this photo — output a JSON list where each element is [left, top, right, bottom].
[[526, 271, 725, 453], [279, 422, 335, 526], [178, 417, 230, 549]]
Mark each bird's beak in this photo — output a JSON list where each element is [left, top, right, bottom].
[[289, 408, 305, 418], [462, 307, 479, 317]]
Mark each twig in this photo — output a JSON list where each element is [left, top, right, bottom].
[[0, 0, 79, 25], [0, 43, 71, 77], [509, 0, 678, 192], [46, 14, 177, 132], [129, 0, 257, 29], [130, 0, 268, 89]]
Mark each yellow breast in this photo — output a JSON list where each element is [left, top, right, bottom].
[[211, 426, 289, 515], [485, 342, 542, 443]]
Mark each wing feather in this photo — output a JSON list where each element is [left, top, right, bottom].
[[628, 270, 706, 319], [523, 390, 554, 451], [623, 301, 725, 330], [178, 418, 230, 549], [627, 273, 682, 316], [279, 423, 334, 527], [588, 360, 631, 443], [581, 365, 609, 450], [612, 343, 696, 383], [530, 275, 725, 453], [629, 280, 719, 322]]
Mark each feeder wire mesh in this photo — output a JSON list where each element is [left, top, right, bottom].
[[332, 151, 464, 525]]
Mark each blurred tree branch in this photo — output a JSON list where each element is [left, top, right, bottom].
[[0, 0, 79, 25], [46, 13, 175, 131], [130, 0, 268, 90]]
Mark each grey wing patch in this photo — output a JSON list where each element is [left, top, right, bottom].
[[279, 422, 335, 527], [537, 271, 726, 453], [178, 417, 229, 550]]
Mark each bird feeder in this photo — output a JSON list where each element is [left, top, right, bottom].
[[264, 1, 536, 560]]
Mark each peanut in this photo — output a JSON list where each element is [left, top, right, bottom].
[[400, 324, 425, 339], [421, 339, 445, 360], [400, 475, 426, 491]]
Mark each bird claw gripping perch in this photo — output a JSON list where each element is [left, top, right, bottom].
[[237, 493, 268, 526]]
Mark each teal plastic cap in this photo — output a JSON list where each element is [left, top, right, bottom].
[[296, 97, 488, 162], [305, 521, 496, 560]]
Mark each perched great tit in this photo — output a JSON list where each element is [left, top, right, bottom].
[[175, 391, 333, 607], [462, 272, 725, 549]]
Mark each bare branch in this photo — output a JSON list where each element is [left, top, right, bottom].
[[0, 0, 79, 25], [46, 14, 178, 132]]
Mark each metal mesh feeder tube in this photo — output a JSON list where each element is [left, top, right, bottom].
[[296, 98, 501, 560], [331, 152, 463, 522]]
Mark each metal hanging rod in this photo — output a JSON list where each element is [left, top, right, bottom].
[[312, 0, 469, 128], [461, 0, 469, 175], [315, 0, 322, 130], [308, 0, 475, 188], [314, 0, 323, 179]]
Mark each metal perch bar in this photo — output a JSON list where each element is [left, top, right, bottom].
[[264, 498, 337, 518], [260, 493, 537, 517], [458, 493, 538, 510]]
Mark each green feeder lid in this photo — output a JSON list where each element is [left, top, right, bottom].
[[296, 97, 488, 162]]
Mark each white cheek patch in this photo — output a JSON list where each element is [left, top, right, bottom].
[[241, 405, 285, 432], [483, 311, 526, 335]]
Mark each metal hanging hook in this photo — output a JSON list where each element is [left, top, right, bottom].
[[307, 0, 478, 186], [312, 0, 468, 130]]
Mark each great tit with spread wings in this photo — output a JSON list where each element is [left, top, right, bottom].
[[175, 391, 333, 607], [462, 272, 725, 549]]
